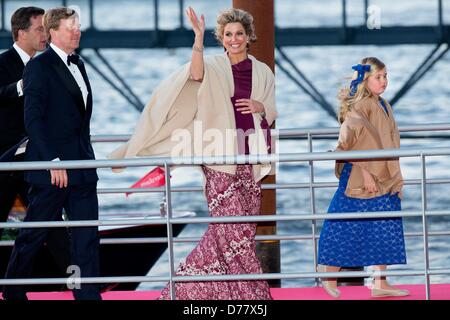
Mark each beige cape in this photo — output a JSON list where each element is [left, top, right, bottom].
[[108, 53, 277, 182]]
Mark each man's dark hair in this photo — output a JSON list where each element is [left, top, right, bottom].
[[11, 7, 45, 41]]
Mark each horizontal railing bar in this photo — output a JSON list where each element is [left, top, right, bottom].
[[91, 123, 450, 142], [1, 210, 450, 229], [164, 270, 449, 282], [97, 178, 450, 194], [1, 147, 450, 172], [429, 268, 450, 276], [0, 269, 446, 286], [11, 176, 435, 209], [279, 134, 450, 141], [94, 134, 450, 142], [279, 124, 450, 137], [1, 229, 450, 247], [154, 230, 450, 243]]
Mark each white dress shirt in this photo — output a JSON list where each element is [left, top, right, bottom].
[[50, 43, 88, 107], [13, 42, 32, 97], [12, 43, 31, 155], [47, 44, 89, 162]]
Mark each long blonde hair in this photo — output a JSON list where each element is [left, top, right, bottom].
[[338, 57, 386, 124]]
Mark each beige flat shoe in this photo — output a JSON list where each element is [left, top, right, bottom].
[[317, 265, 341, 298], [371, 287, 410, 297]]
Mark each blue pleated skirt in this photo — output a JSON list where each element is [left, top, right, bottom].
[[318, 163, 407, 267]]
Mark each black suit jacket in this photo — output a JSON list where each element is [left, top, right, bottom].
[[0, 136, 28, 163], [0, 47, 26, 155], [23, 47, 98, 185]]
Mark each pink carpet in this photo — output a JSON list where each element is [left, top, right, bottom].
[[1, 284, 449, 300]]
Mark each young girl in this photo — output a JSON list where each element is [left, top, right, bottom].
[[317, 57, 408, 298]]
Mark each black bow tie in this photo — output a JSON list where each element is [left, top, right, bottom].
[[67, 54, 80, 66]]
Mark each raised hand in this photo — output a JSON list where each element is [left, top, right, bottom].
[[186, 6, 205, 38]]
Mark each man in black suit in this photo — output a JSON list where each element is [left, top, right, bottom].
[[0, 7, 71, 284], [0, 7, 46, 237], [3, 7, 101, 300]]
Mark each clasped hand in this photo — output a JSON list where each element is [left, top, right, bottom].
[[235, 99, 265, 114], [361, 168, 378, 193]]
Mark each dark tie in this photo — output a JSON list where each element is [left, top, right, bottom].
[[67, 53, 80, 66], [25, 56, 33, 66]]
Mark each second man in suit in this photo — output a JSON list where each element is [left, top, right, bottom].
[[0, 7, 45, 237]]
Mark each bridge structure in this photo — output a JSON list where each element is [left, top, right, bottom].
[[0, 1, 449, 298]]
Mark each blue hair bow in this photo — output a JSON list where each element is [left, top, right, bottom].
[[349, 64, 371, 96]]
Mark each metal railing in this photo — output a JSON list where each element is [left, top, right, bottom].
[[1, 124, 450, 300]]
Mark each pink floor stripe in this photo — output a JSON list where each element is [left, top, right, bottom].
[[1, 284, 449, 300]]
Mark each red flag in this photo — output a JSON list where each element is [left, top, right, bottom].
[[126, 167, 167, 196]]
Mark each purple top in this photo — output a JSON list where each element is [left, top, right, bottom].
[[230, 58, 271, 155], [230, 58, 254, 154]]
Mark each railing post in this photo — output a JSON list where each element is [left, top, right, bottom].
[[364, 0, 369, 23], [307, 132, 319, 286], [154, 0, 159, 31], [341, 0, 348, 42], [153, 0, 160, 44], [420, 153, 431, 300], [437, 0, 444, 41], [164, 163, 177, 300]]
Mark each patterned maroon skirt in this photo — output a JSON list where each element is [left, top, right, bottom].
[[159, 165, 272, 300]]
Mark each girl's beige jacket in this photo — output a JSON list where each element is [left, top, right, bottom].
[[335, 95, 403, 199]]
